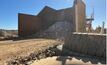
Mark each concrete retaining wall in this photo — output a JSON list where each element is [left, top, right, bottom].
[[64, 32, 106, 58]]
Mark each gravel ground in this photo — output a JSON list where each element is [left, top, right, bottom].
[[0, 39, 62, 65]]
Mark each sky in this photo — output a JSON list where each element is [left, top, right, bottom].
[[0, 0, 106, 30]]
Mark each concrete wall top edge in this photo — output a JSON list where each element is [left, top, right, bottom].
[[73, 32, 107, 36]]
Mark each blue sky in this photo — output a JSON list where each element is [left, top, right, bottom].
[[0, 0, 106, 30]]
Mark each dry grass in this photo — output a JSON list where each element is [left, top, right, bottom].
[[0, 39, 62, 65]]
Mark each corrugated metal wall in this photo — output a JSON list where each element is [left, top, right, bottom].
[[18, 13, 42, 36]]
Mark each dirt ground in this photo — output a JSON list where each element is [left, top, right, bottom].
[[0, 38, 106, 65], [31, 56, 106, 65], [0, 39, 62, 65]]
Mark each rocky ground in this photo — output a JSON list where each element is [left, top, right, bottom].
[[0, 39, 62, 65], [31, 56, 106, 65], [30, 45, 106, 65]]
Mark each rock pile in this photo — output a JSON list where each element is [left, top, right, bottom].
[[6, 45, 61, 65], [34, 21, 73, 40]]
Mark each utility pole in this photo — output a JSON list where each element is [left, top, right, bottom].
[[101, 21, 105, 34]]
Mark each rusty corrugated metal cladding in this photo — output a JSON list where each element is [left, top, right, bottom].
[[18, 0, 86, 37], [18, 13, 42, 36]]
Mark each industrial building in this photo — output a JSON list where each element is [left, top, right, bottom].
[[18, 0, 86, 36]]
